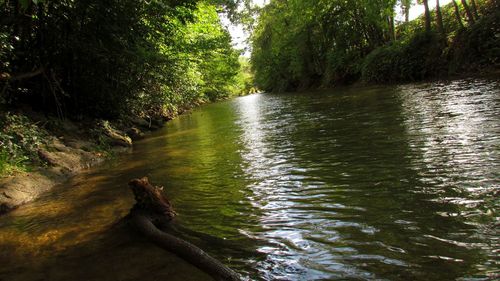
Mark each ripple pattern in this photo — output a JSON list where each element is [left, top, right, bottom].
[[0, 79, 498, 281]]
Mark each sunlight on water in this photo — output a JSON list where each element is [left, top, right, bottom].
[[0, 79, 498, 281]]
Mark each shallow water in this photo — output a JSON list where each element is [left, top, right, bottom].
[[0, 79, 499, 280]]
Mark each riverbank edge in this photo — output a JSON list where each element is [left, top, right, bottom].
[[356, 68, 500, 88], [0, 109, 187, 215], [2, 70, 497, 215]]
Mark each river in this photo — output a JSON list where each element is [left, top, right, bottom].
[[0, 79, 499, 280]]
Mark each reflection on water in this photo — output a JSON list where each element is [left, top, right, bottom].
[[0, 166, 213, 281], [0, 79, 499, 281]]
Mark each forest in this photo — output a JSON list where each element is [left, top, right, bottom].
[[0, 0, 254, 119], [0, 0, 255, 175], [251, 0, 499, 91], [1, 0, 498, 192], [0, 1, 499, 280]]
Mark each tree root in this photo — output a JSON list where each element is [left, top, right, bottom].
[[127, 177, 240, 281]]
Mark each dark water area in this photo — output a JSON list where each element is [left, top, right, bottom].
[[0, 79, 499, 280]]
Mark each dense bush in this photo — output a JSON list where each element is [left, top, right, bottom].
[[362, 6, 498, 83], [251, 0, 497, 90], [362, 32, 447, 83], [233, 57, 257, 95], [362, 43, 406, 83], [0, 113, 47, 175], [324, 50, 364, 85], [448, 8, 500, 74], [251, 0, 395, 92]]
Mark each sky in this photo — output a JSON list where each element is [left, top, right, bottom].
[[225, 0, 454, 55], [410, 0, 454, 20]]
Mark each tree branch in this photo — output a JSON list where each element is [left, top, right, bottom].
[[0, 67, 45, 81]]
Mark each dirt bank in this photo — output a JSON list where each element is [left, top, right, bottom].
[[0, 111, 164, 214]]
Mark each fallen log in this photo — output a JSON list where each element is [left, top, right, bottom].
[[127, 177, 240, 281], [0, 67, 44, 81]]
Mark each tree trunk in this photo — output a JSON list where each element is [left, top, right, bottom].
[[390, 15, 396, 41], [402, 0, 411, 22], [436, 0, 445, 35], [470, 0, 479, 19], [423, 0, 432, 32], [387, 16, 396, 41], [461, 0, 476, 24], [452, 0, 465, 28]]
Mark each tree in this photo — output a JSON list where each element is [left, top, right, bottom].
[[451, 0, 465, 28], [461, 0, 476, 23], [1, 0, 243, 118], [436, 0, 445, 35], [419, 0, 432, 32], [400, 0, 412, 22], [251, 0, 399, 91], [470, 0, 479, 19]]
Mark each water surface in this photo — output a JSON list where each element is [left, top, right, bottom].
[[0, 79, 499, 280]]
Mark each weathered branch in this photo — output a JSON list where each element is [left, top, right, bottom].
[[0, 67, 45, 81], [127, 177, 240, 281]]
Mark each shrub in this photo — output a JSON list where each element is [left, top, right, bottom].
[[361, 43, 405, 83], [362, 32, 447, 83], [0, 113, 48, 175], [448, 9, 500, 74], [325, 50, 363, 85]]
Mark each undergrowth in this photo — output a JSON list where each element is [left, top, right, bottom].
[[0, 113, 48, 176], [362, 8, 499, 83]]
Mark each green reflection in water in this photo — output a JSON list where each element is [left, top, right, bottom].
[[0, 79, 498, 281]]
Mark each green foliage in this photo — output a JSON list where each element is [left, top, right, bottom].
[[184, 2, 241, 100], [324, 50, 364, 85], [127, 1, 241, 118], [0, 113, 47, 175], [362, 43, 406, 83], [448, 7, 500, 73], [252, 0, 497, 89], [363, 0, 498, 83], [0, 0, 241, 120], [251, 0, 397, 91], [362, 32, 447, 82], [233, 57, 257, 95]]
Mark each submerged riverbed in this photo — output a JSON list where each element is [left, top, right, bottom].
[[0, 79, 499, 280]]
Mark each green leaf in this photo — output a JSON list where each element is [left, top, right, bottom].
[[19, 0, 31, 10]]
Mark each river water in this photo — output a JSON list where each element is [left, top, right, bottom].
[[0, 79, 499, 280]]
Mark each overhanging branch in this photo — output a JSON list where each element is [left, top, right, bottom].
[[0, 67, 45, 82]]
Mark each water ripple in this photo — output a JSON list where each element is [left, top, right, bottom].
[[1, 79, 498, 281]]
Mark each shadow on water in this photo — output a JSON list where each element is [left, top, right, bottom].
[[0, 78, 499, 281], [0, 168, 216, 281], [0, 100, 267, 280]]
